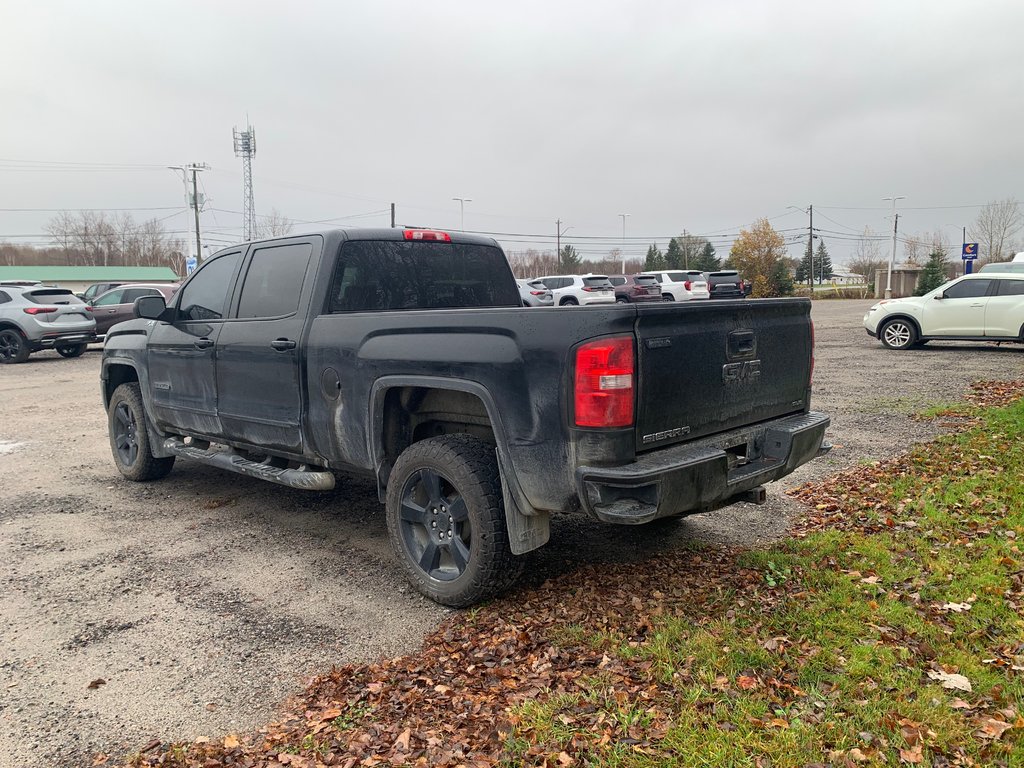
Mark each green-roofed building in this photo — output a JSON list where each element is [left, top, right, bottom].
[[0, 266, 180, 294]]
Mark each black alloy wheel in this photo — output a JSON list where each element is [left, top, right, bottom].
[[0, 329, 29, 363], [56, 343, 87, 358], [385, 434, 522, 606], [107, 383, 175, 481], [398, 467, 472, 582]]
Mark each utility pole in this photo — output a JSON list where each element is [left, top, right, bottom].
[[618, 213, 630, 274], [883, 195, 906, 299], [808, 205, 814, 290], [191, 165, 202, 263], [167, 162, 209, 266], [452, 197, 472, 231], [391, 203, 396, 228]]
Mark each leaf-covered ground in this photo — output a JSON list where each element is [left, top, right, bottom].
[[121, 381, 1024, 768]]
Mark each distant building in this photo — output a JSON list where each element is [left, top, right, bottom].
[[0, 266, 180, 294]]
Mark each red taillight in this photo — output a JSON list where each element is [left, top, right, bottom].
[[23, 307, 57, 315], [574, 336, 634, 428], [582, 286, 595, 292], [403, 229, 451, 242], [84, 306, 93, 312], [739, 280, 746, 292], [683, 280, 692, 290], [530, 290, 545, 296]]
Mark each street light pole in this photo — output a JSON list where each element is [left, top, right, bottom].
[[452, 197, 472, 231], [882, 195, 906, 299], [618, 213, 630, 274]]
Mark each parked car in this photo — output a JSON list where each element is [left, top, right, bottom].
[[516, 278, 553, 307], [978, 261, 1024, 274], [78, 282, 128, 303], [677, 270, 711, 299], [91, 283, 179, 338], [705, 270, 748, 299], [537, 274, 616, 306], [608, 274, 662, 303], [102, 227, 828, 606], [640, 271, 707, 301], [0, 285, 96, 363], [864, 273, 1024, 349]]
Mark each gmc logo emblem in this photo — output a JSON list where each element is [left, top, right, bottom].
[[723, 360, 761, 383]]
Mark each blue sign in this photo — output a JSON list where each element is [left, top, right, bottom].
[[962, 243, 979, 260], [185, 256, 197, 274]]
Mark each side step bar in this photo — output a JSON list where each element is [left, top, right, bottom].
[[162, 437, 336, 491]]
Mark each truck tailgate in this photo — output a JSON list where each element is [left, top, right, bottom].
[[634, 299, 812, 452]]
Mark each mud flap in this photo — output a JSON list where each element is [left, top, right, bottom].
[[498, 459, 549, 555]]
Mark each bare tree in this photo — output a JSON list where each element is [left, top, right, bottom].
[[970, 198, 1022, 264], [255, 208, 295, 239], [847, 227, 887, 287]]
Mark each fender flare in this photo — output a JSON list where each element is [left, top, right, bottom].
[[368, 375, 549, 554]]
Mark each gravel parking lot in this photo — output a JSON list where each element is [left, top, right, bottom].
[[1, 298, 1021, 767]]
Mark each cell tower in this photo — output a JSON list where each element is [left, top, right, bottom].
[[232, 123, 257, 241]]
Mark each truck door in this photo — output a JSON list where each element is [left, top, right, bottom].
[[147, 250, 243, 435], [215, 239, 318, 454]]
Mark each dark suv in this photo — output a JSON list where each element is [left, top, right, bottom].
[[705, 270, 749, 299], [608, 274, 662, 303]]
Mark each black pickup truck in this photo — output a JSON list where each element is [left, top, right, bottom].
[[101, 228, 829, 606]]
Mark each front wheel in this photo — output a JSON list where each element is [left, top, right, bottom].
[[108, 383, 175, 481], [56, 343, 87, 358], [0, 329, 30, 363], [385, 434, 522, 607], [879, 318, 917, 350]]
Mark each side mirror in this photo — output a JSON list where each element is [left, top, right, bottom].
[[934, 293, 944, 300], [135, 295, 167, 320]]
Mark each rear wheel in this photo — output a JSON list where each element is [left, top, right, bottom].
[[879, 318, 917, 350], [56, 343, 87, 358], [662, 293, 674, 302], [385, 434, 522, 607], [560, 297, 578, 306], [0, 329, 29, 363], [108, 383, 175, 481], [615, 296, 628, 304]]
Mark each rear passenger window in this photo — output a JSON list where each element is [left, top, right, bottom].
[[0, 291, 11, 304], [997, 279, 1024, 296], [609, 277, 626, 286], [237, 243, 314, 319]]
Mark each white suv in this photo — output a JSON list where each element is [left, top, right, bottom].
[[864, 273, 1024, 349], [537, 274, 616, 306], [640, 270, 710, 301]]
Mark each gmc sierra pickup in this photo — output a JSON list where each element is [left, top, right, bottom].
[[101, 228, 829, 606]]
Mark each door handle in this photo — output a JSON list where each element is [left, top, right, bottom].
[[271, 338, 297, 351], [970, 303, 985, 307], [107, 309, 118, 314], [193, 337, 215, 349]]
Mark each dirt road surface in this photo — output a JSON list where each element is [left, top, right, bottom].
[[1, 299, 1021, 767]]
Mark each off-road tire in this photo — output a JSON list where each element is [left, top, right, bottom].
[[0, 328, 30, 363], [56, 343, 87, 358], [108, 382, 175, 481], [879, 318, 917, 350], [385, 434, 522, 607]]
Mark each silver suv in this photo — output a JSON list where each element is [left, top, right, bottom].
[[0, 284, 97, 363]]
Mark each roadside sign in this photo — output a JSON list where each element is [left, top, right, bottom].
[[962, 243, 979, 260], [186, 256, 197, 274]]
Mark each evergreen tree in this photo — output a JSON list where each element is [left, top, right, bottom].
[[768, 259, 795, 296], [914, 250, 949, 296], [692, 241, 720, 272], [795, 239, 813, 284], [643, 243, 666, 271], [664, 238, 684, 269], [814, 239, 834, 283], [558, 244, 582, 272]]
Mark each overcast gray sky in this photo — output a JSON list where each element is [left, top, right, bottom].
[[2, 0, 1022, 266]]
